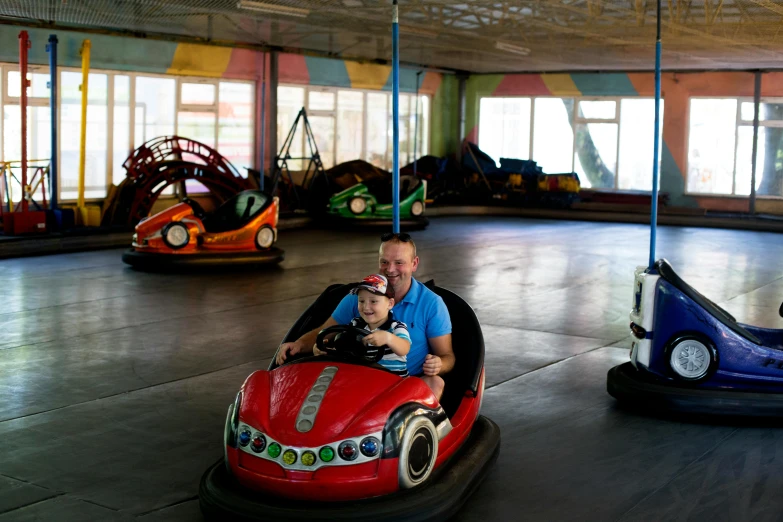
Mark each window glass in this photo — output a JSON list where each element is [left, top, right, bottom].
[[134, 76, 176, 148], [740, 101, 783, 122], [60, 71, 108, 199], [618, 99, 663, 191], [366, 92, 388, 169], [532, 98, 573, 173], [687, 99, 737, 194], [336, 90, 363, 164], [390, 95, 411, 166], [415, 95, 429, 159], [574, 122, 618, 189], [578, 100, 616, 120], [113, 75, 131, 186], [309, 115, 335, 168], [7, 71, 50, 98], [277, 86, 305, 170], [218, 82, 254, 173], [308, 91, 334, 111], [181, 83, 216, 105], [479, 97, 531, 166]]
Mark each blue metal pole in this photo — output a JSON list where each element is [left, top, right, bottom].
[[259, 52, 266, 191], [649, 0, 662, 270], [413, 70, 421, 180], [47, 35, 58, 210], [392, 0, 400, 233]]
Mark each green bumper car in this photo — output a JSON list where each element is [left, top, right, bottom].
[[326, 175, 428, 229]]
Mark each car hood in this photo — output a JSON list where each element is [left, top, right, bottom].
[[328, 183, 368, 205], [239, 361, 437, 447], [135, 203, 194, 237]]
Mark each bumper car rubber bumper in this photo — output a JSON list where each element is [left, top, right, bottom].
[[199, 414, 500, 522], [607, 362, 783, 416], [322, 214, 429, 231], [122, 247, 285, 268]]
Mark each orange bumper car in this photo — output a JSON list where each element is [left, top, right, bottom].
[[123, 190, 284, 268]]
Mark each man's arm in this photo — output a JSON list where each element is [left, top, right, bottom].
[[422, 334, 454, 376], [275, 316, 338, 365]]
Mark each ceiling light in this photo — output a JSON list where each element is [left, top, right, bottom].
[[495, 41, 531, 56], [237, 1, 310, 18]]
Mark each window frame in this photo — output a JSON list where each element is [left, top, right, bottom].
[[478, 95, 658, 191], [0, 63, 255, 203], [278, 83, 431, 171], [685, 96, 783, 199]]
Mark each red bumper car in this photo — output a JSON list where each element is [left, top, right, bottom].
[[199, 282, 500, 521], [122, 190, 284, 268]]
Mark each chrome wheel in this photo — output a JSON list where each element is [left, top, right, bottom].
[[670, 339, 711, 380], [349, 197, 367, 215], [162, 222, 189, 249], [398, 416, 438, 489], [255, 226, 275, 249]]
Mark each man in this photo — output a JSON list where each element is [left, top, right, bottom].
[[275, 232, 454, 399]]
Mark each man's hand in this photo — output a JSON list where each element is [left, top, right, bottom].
[[313, 344, 327, 356], [363, 330, 393, 347], [422, 353, 442, 376], [276, 340, 307, 365]]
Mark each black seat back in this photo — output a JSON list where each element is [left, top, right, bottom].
[[430, 285, 484, 417]]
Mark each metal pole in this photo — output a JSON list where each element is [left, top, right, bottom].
[[19, 31, 29, 214], [413, 70, 421, 179], [78, 40, 91, 222], [750, 71, 761, 215], [392, 0, 400, 233], [259, 52, 267, 191], [47, 35, 58, 210], [649, 0, 662, 270]]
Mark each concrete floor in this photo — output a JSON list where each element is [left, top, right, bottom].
[[1, 216, 783, 521]]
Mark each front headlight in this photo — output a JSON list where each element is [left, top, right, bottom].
[[235, 421, 382, 471]]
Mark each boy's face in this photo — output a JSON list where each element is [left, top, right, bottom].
[[357, 289, 393, 326]]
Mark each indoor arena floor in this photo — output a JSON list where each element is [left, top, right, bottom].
[[2, 216, 783, 521]]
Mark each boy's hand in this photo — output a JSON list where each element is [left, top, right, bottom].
[[313, 344, 327, 356], [363, 331, 392, 347]]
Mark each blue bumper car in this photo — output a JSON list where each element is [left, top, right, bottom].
[[607, 259, 783, 416]]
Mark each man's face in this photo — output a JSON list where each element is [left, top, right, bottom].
[[379, 242, 418, 291]]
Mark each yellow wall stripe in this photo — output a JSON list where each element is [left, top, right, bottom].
[[167, 43, 233, 77], [541, 74, 581, 96], [344, 62, 392, 90]]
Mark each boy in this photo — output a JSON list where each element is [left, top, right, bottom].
[[315, 274, 411, 376]]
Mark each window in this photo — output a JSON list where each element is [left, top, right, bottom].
[[277, 85, 430, 171], [478, 96, 663, 190], [218, 82, 254, 171], [134, 76, 176, 149], [336, 90, 363, 165], [2, 67, 52, 206], [113, 75, 131, 186], [61, 71, 109, 200], [687, 98, 783, 197]]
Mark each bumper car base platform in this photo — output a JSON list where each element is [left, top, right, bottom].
[[608, 362, 783, 417], [199, 414, 500, 522], [122, 247, 285, 269]]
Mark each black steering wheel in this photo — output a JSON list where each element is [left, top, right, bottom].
[[315, 325, 385, 364], [182, 198, 206, 219]]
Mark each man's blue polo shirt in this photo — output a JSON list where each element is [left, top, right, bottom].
[[332, 278, 452, 376]]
